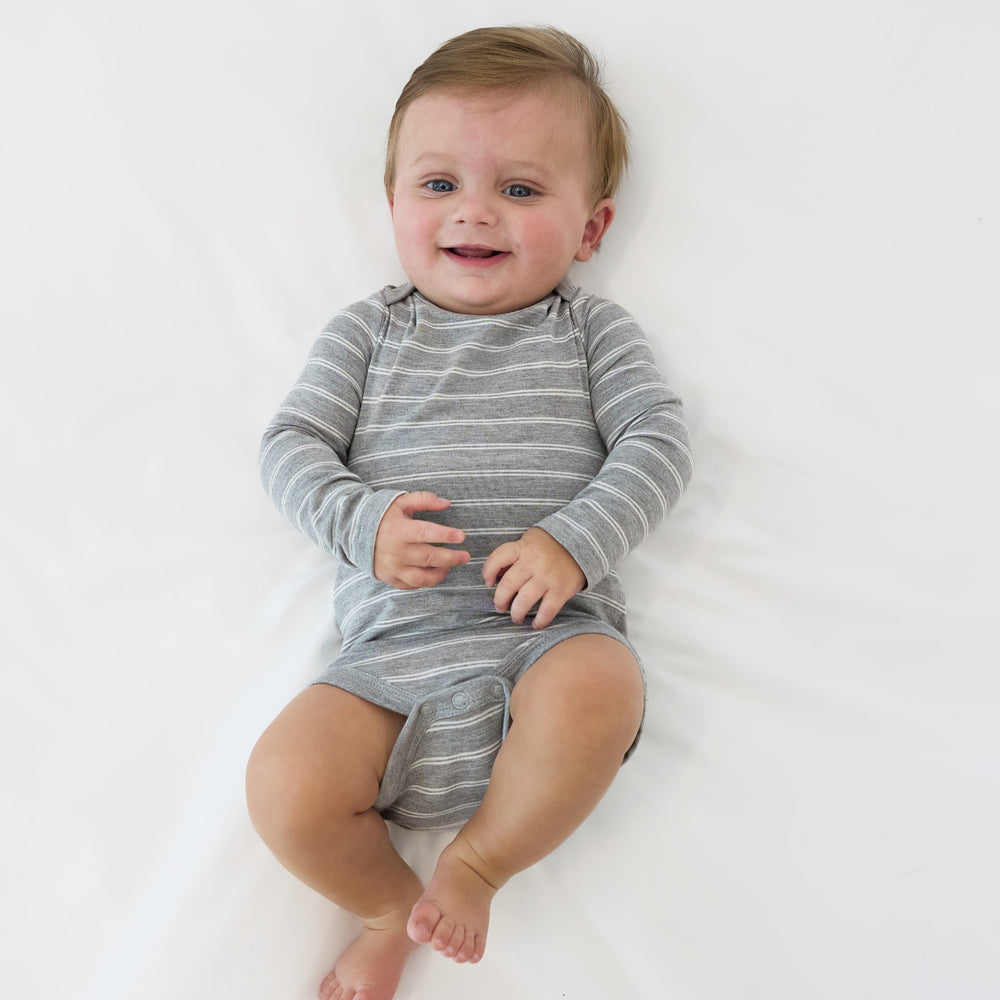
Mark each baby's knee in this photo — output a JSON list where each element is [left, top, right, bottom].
[[245, 735, 305, 848], [245, 732, 372, 853]]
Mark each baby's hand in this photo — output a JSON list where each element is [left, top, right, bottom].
[[374, 492, 470, 590], [483, 527, 585, 629]]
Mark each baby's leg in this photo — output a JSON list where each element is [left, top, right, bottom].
[[246, 684, 423, 1000], [407, 634, 644, 963]]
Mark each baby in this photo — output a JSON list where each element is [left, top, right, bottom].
[[247, 25, 692, 1000]]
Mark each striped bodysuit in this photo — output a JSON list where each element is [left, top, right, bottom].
[[260, 281, 692, 829]]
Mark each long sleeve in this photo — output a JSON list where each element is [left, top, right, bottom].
[[258, 293, 405, 573], [535, 293, 692, 589]]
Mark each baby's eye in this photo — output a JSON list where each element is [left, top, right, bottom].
[[426, 179, 456, 193], [503, 183, 535, 198]]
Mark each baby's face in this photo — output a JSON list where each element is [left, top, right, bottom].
[[388, 88, 614, 315]]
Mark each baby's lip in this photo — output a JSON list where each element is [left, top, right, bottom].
[[445, 245, 504, 258]]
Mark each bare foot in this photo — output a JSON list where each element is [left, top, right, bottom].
[[406, 835, 501, 964], [318, 910, 417, 1000]]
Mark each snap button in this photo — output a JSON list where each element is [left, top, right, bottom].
[[491, 683, 505, 699], [419, 703, 436, 718], [452, 692, 472, 710]]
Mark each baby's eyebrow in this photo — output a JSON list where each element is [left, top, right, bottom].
[[406, 152, 555, 182], [409, 153, 450, 167], [502, 161, 555, 181]]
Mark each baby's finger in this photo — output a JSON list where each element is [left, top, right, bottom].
[[407, 518, 466, 547], [396, 491, 453, 515], [508, 579, 546, 625], [531, 591, 567, 630], [491, 563, 529, 613], [413, 543, 471, 569], [482, 541, 517, 587]]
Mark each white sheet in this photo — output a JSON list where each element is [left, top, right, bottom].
[[4, 2, 998, 998]]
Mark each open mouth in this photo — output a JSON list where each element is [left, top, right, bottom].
[[445, 245, 505, 260]]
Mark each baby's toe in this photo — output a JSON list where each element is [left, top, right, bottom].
[[318, 971, 342, 1000], [432, 913, 459, 953], [453, 930, 481, 964], [442, 925, 467, 959], [407, 900, 439, 945]]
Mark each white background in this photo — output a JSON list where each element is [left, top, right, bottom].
[[3, 1, 998, 997]]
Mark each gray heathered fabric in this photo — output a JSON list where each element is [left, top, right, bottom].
[[260, 280, 692, 829]]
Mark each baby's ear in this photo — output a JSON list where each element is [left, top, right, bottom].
[[575, 199, 615, 261]]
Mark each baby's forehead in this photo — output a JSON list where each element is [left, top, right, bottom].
[[399, 85, 594, 154]]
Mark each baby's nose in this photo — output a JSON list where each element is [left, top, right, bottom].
[[452, 190, 499, 225]]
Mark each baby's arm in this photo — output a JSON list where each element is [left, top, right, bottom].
[[260, 296, 415, 575], [484, 295, 693, 625], [536, 297, 692, 583]]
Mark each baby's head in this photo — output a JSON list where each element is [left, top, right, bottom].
[[384, 27, 631, 315], [385, 26, 630, 205]]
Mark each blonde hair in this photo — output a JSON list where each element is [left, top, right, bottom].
[[384, 26, 630, 204]]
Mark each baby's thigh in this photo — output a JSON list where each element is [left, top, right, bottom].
[[510, 634, 644, 748], [247, 684, 406, 822]]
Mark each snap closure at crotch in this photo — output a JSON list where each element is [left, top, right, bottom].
[[373, 674, 514, 830]]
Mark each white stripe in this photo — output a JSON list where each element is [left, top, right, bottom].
[[339, 307, 381, 342], [364, 468, 594, 488], [593, 381, 671, 422], [389, 313, 553, 335], [426, 704, 506, 733], [303, 357, 365, 396], [548, 513, 610, 577], [577, 496, 635, 550], [388, 803, 483, 823], [374, 387, 587, 403], [278, 458, 336, 512], [354, 416, 595, 434], [316, 331, 372, 364], [409, 739, 503, 769], [382, 331, 575, 355], [276, 404, 353, 446], [403, 780, 491, 797], [384, 661, 500, 685], [369, 359, 581, 380], [349, 442, 605, 467]]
